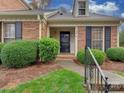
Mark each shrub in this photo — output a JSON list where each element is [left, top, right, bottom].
[[76, 49, 85, 64], [91, 49, 106, 65], [1, 40, 37, 68], [107, 47, 124, 62], [39, 38, 59, 62], [0, 43, 5, 63], [77, 49, 106, 65]]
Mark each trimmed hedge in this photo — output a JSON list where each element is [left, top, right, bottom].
[[77, 49, 106, 65], [107, 47, 124, 62], [76, 49, 85, 64], [1, 40, 37, 68], [0, 43, 5, 63], [39, 38, 59, 62]]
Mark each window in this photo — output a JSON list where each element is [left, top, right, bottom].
[[92, 27, 103, 50], [78, 1, 86, 15], [4, 23, 15, 42]]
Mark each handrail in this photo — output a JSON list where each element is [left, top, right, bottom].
[[88, 47, 107, 82], [84, 47, 111, 93]]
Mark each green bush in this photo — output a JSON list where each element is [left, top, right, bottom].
[[76, 49, 85, 64], [39, 38, 59, 62], [0, 43, 5, 63], [1, 40, 37, 68], [107, 47, 124, 62], [77, 49, 106, 65]]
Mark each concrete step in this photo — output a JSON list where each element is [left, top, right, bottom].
[[104, 71, 124, 91], [92, 91, 124, 93], [57, 61, 124, 92], [109, 91, 124, 93]]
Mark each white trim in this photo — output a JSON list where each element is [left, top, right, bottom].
[[1, 22, 4, 43], [0, 20, 40, 22], [117, 25, 120, 47], [49, 24, 119, 27], [103, 27, 105, 51], [47, 27, 50, 37], [39, 21, 42, 39], [75, 26, 78, 56]]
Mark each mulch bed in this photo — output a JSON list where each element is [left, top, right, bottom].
[[0, 63, 61, 89], [74, 59, 124, 72], [101, 60, 124, 72]]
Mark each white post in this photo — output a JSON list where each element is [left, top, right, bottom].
[[75, 26, 78, 56], [1, 22, 4, 43]]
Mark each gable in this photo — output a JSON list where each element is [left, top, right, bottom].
[[0, 0, 30, 11]]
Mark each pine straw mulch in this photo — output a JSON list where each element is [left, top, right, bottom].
[[74, 59, 124, 72], [101, 59, 124, 72], [0, 62, 62, 89]]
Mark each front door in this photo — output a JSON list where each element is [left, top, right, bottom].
[[60, 32, 70, 53]]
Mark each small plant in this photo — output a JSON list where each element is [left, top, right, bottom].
[[77, 49, 106, 65], [107, 47, 124, 62], [39, 38, 59, 62], [1, 40, 37, 68]]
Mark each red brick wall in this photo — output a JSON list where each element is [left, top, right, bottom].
[[0, 0, 28, 11], [77, 26, 118, 51], [41, 21, 48, 38], [111, 26, 118, 47], [22, 21, 39, 40], [77, 26, 86, 50]]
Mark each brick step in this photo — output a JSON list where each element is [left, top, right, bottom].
[[56, 54, 76, 61]]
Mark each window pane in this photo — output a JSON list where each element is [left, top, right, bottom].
[[78, 1, 86, 9], [78, 9, 85, 15], [4, 23, 15, 42], [92, 27, 103, 50], [4, 23, 15, 38], [4, 38, 15, 43]]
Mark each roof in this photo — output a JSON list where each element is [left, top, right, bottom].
[[0, 10, 43, 15], [0, 0, 31, 12], [20, 0, 31, 9], [48, 10, 123, 22], [0, 10, 43, 21]]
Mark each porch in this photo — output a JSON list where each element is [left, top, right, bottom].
[[49, 27, 76, 55]]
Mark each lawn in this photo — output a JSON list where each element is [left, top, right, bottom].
[[0, 69, 86, 93], [117, 71, 124, 77]]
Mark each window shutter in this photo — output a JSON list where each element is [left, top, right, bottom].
[[86, 26, 92, 48], [15, 22, 22, 40], [105, 26, 111, 51]]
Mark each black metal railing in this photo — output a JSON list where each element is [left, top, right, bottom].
[[84, 47, 111, 93]]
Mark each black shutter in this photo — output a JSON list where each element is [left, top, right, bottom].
[[86, 26, 92, 48], [15, 22, 22, 40], [105, 26, 111, 51]]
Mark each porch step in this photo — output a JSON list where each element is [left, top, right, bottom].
[[91, 84, 124, 91], [91, 71, 124, 91], [56, 54, 75, 61]]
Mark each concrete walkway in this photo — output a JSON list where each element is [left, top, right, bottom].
[[57, 60, 124, 92]]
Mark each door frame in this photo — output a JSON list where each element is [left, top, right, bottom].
[[60, 31, 70, 53]]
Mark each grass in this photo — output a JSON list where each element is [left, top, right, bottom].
[[117, 71, 124, 77], [0, 69, 86, 93]]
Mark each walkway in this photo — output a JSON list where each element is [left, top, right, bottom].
[[57, 60, 124, 93]]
